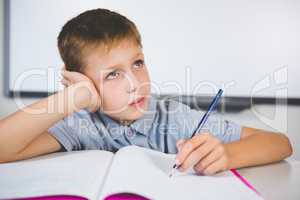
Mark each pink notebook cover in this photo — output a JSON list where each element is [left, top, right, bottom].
[[19, 169, 260, 200]]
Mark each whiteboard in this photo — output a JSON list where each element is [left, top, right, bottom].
[[5, 0, 300, 99]]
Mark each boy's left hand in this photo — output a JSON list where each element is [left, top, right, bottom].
[[175, 133, 230, 175]]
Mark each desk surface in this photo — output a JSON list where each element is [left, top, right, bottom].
[[3, 151, 299, 200], [238, 159, 300, 200]]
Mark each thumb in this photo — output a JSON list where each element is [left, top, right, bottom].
[[176, 139, 186, 152]]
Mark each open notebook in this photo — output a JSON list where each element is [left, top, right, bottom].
[[0, 145, 262, 200]]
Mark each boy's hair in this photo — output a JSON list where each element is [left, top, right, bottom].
[[58, 8, 142, 72]]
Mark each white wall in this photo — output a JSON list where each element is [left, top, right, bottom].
[[7, 0, 300, 98], [0, 0, 299, 160], [0, 0, 37, 117]]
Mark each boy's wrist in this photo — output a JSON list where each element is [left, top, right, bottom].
[[224, 144, 235, 170], [63, 82, 94, 113]]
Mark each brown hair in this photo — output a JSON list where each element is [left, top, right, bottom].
[[57, 8, 142, 72]]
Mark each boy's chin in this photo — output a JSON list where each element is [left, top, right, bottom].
[[126, 106, 148, 120], [128, 110, 146, 120], [103, 105, 148, 122], [124, 102, 149, 121]]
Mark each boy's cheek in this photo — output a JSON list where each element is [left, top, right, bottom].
[[101, 91, 130, 110]]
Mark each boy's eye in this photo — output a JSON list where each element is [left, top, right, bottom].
[[133, 59, 145, 69], [106, 70, 120, 80]]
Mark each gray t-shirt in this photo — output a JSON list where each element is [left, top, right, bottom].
[[48, 96, 242, 153]]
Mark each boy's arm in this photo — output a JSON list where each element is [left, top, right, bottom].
[[1, 132, 63, 163], [0, 81, 99, 163], [225, 127, 293, 169]]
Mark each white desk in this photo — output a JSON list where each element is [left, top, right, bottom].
[[27, 152, 300, 200], [1, 151, 299, 199], [238, 159, 300, 200]]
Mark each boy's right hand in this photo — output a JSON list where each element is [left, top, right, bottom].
[[61, 69, 101, 112]]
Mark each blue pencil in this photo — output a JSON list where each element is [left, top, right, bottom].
[[169, 89, 223, 176], [191, 89, 223, 137]]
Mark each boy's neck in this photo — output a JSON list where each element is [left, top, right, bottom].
[[119, 119, 133, 126]]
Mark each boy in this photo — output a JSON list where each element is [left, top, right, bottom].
[[0, 9, 292, 175]]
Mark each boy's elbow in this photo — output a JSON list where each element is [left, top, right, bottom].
[[0, 158, 9, 164], [281, 133, 293, 158], [0, 142, 18, 163], [0, 146, 23, 164], [286, 138, 293, 158], [0, 153, 18, 164], [0, 156, 12, 164]]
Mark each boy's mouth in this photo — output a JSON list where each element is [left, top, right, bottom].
[[129, 97, 145, 107]]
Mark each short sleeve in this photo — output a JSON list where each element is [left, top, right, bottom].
[[48, 116, 82, 151], [170, 100, 242, 143], [200, 116, 242, 143]]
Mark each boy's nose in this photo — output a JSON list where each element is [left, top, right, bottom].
[[126, 72, 139, 94]]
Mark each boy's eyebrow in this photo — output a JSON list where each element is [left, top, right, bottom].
[[101, 52, 143, 71], [132, 52, 143, 59]]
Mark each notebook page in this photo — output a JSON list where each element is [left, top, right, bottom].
[[0, 150, 113, 200], [100, 146, 262, 200]]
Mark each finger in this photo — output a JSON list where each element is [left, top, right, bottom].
[[61, 69, 73, 78], [194, 145, 224, 173], [61, 70, 70, 80], [60, 78, 71, 86], [62, 69, 90, 83], [175, 134, 209, 166], [202, 156, 226, 175], [179, 138, 219, 171], [60, 79, 67, 86], [176, 139, 185, 147], [176, 139, 186, 152], [62, 74, 73, 84], [60, 68, 67, 76], [61, 70, 81, 83]]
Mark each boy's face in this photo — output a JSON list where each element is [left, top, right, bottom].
[[82, 39, 151, 123]]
